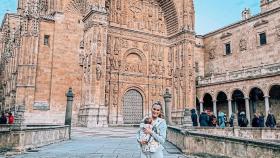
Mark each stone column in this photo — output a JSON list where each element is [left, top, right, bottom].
[[163, 88, 173, 125], [199, 102, 203, 114], [228, 99, 232, 117], [65, 87, 74, 139], [213, 100, 217, 117], [245, 97, 251, 125], [264, 96, 270, 117]]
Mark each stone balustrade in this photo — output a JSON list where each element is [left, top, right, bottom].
[[167, 126, 280, 157], [197, 63, 280, 86], [0, 125, 69, 153], [191, 127, 280, 140]]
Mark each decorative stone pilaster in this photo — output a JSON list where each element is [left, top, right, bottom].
[[163, 88, 174, 125], [264, 96, 270, 117], [245, 97, 251, 125], [78, 6, 108, 127], [228, 99, 232, 118], [213, 100, 217, 117], [199, 102, 203, 114]]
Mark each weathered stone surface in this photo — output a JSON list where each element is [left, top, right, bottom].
[[167, 126, 280, 158]]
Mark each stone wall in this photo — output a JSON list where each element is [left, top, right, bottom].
[[167, 126, 280, 157], [0, 125, 69, 152], [189, 127, 280, 140]]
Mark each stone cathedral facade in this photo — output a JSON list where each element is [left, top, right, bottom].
[[0, 0, 196, 126], [1, 0, 280, 127]]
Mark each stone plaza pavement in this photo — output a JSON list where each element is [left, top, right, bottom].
[[7, 127, 193, 158]]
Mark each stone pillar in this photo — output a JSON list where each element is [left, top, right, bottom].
[[264, 96, 270, 117], [245, 97, 251, 125], [65, 87, 74, 139], [213, 100, 217, 117], [228, 99, 232, 117], [199, 102, 203, 114], [163, 88, 173, 125]]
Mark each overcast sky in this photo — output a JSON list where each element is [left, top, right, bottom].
[[0, 0, 260, 35]]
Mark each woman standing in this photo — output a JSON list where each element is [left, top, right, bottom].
[[137, 102, 167, 158]]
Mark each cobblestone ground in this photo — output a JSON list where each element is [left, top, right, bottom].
[[7, 127, 193, 158]]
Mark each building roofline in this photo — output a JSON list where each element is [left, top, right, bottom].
[[1, 13, 19, 31], [201, 7, 280, 38]]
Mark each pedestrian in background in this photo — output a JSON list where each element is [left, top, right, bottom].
[[259, 112, 265, 127], [8, 112, 14, 124], [266, 111, 276, 128], [191, 109, 198, 127], [229, 114, 234, 127], [0, 112, 7, 124], [218, 111, 225, 128], [252, 113, 260, 127], [199, 110, 209, 127]]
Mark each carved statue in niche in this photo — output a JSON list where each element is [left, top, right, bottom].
[[158, 46, 163, 61], [113, 84, 118, 105], [96, 64, 102, 80], [109, 54, 119, 70], [105, 93, 109, 106], [208, 48, 216, 60], [79, 53, 84, 66], [239, 39, 247, 51], [157, 11, 164, 33], [114, 37, 120, 55], [151, 44, 157, 60], [167, 65, 173, 76], [168, 48, 173, 62], [97, 31, 102, 47], [143, 43, 149, 51], [150, 63, 156, 74], [121, 39, 128, 48]]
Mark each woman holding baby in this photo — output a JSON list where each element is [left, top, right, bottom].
[[136, 101, 167, 158]]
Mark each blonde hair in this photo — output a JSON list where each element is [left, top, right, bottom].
[[152, 101, 165, 119]]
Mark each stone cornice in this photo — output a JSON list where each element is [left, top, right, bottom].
[[201, 7, 280, 38], [82, 7, 107, 22]]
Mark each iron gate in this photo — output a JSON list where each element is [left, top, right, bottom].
[[123, 90, 143, 124]]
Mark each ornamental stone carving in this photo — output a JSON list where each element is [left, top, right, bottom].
[[239, 39, 247, 51]]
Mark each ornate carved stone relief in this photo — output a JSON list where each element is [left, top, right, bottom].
[[239, 38, 247, 51], [108, 0, 166, 35]]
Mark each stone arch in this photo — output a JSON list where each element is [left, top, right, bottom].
[[122, 48, 147, 74], [249, 87, 265, 117], [203, 93, 213, 112], [123, 48, 146, 62], [216, 91, 228, 115], [216, 91, 228, 101], [230, 88, 246, 100], [105, 0, 179, 35], [268, 83, 280, 95]]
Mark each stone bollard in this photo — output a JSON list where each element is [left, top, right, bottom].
[[163, 88, 174, 126], [65, 87, 74, 139]]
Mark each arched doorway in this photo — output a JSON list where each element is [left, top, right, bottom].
[[249, 87, 264, 117], [269, 85, 280, 125], [123, 89, 143, 124], [217, 91, 228, 116], [203, 93, 213, 112]]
